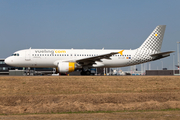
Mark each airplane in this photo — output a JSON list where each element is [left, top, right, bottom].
[[5, 25, 174, 75]]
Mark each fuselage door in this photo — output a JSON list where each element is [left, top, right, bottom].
[[70, 49, 74, 59], [25, 50, 31, 61]]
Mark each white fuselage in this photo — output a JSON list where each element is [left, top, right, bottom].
[[5, 49, 137, 68]]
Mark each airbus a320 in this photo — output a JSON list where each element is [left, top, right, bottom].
[[5, 25, 174, 75]]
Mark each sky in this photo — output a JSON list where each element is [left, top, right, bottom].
[[0, 0, 180, 71]]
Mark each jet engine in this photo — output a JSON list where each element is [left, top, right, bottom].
[[57, 62, 76, 73]]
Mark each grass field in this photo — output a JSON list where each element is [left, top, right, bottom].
[[0, 76, 180, 119]]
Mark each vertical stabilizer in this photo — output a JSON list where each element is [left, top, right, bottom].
[[126, 25, 167, 66], [139, 25, 166, 53]]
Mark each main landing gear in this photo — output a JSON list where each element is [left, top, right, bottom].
[[80, 69, 91, 75]]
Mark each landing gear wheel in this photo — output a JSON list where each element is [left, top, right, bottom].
[[80, 70, 91, 75], [80, 71, 85, 75], [86, 71, 91, 75]]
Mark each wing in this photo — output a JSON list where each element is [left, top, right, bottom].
[[75, 52, 119, 66], [62, 50, 124, 66]]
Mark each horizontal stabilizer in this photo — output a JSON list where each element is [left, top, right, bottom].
[[150, 51, 175, 57]]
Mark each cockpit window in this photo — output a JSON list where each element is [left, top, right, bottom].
[[12, 53, 19, 56]]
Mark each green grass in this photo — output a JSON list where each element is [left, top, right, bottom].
[[1, 108, 180, 116]]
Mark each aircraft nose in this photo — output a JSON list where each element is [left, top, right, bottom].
[[4, 57, 12, 65]]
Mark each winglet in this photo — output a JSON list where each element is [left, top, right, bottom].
[[118, 50, 124, 55]]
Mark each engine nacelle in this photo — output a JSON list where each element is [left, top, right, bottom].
[[57, 62, 76, 73]]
